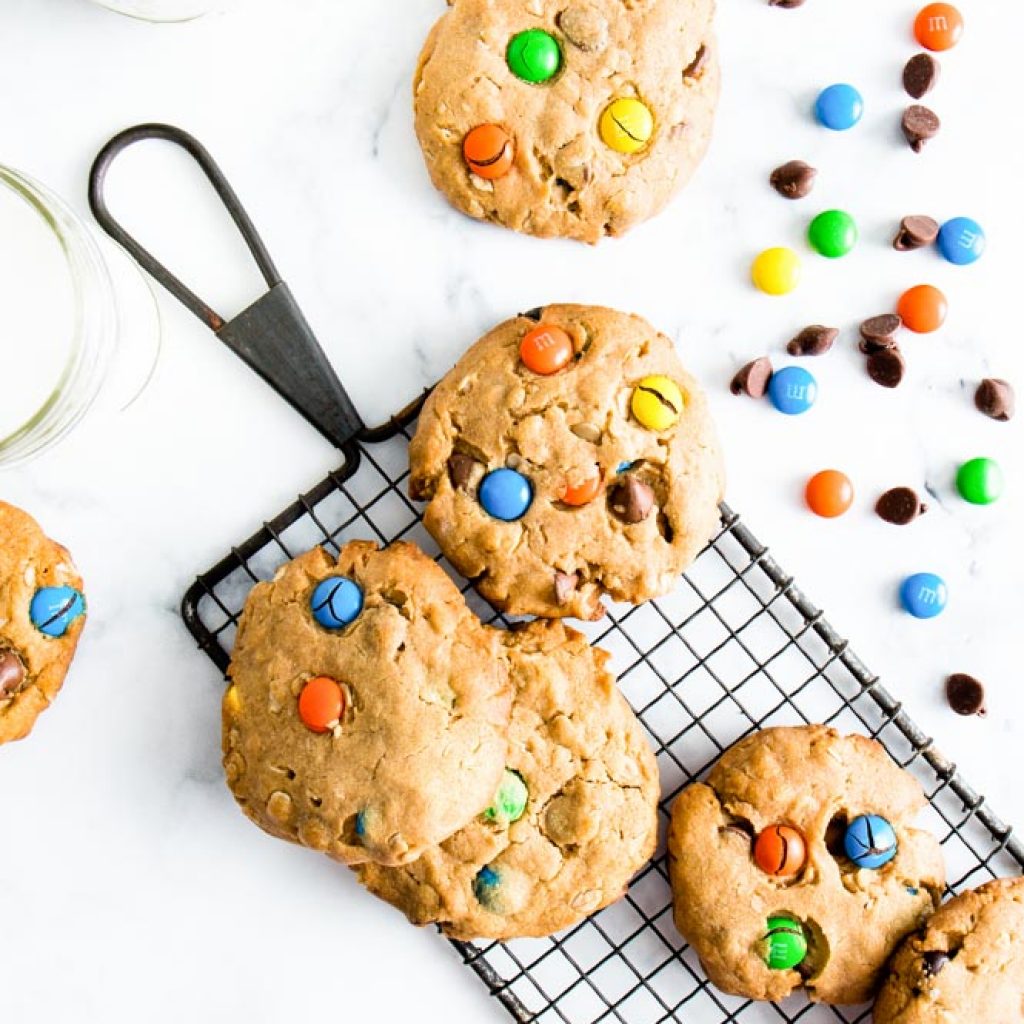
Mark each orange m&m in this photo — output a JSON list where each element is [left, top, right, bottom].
[[298, 676, 345, 734], [520, 324, 573, 375], [754, 825, 807, 878], [897, 284, 948, 333], [805, 470, 854, 518], [561, 470, 602, 506], [463, 124, 514, 180], [914, 4, 963, 51]]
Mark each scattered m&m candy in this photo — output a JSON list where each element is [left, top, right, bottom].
[[844, 814, 898, 869], [897, 284, 947, 333], [479, 467, 533, 521], [900, 572, 948, 619], [914, 3, 963, 51], [761, 916, 807, 971], [754, 825, 807, 878], [805, 470, 854, 518], [484, 769, 529, 825], [599, 97, 654, 154], [298, 676, 346, 734], [29, 585, 85, 638], [808, 209, 858, 258], [463, 124, 515, 179], [768, 366, 817, 416], [956, 457, 1003, 505], [506, 29, 562, 83], [752, 247, 801, 295], [520, 324, 573, 375], [311, 576, 363, 630], [815, 84, 864, 131], [937, 217, 985, 266], [631, 375, 683, 431]]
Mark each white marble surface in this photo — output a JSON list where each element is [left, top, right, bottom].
[[2, 1, 1022, 1021]]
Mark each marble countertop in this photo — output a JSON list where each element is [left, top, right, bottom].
[[2, 1, 1022, 1021]]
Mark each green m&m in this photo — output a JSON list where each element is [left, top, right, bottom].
[[808, 209, 858, 258], [761, 915, 808, 971], [484, 769, 528, 825], [956, 457, 1003, 505], [507, 29, 563, 84]]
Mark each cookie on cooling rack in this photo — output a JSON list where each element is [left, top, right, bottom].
[[414, 0, 719, 242], [667, 725, 945, 1005], [408, 304, 725, 620], [355, 619, 660, 940], [874, 876, 1024, 1023], [0, 501, 86, 745], [223, 541, 513, 867]]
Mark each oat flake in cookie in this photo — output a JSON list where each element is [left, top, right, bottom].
[[667, 725, 944, 1004], [356, 620, 659, 940], [413, 0, 719, 242], [223, 542, 512, 867], [409, 305, 725, 620], [0, 500, 86, 745]]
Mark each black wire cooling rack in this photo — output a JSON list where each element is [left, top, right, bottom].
[[183, 398, 1024, 1024]]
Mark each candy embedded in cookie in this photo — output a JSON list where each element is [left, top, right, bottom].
[[754, 825, 807, 878], [844, 814, 898, 869], [463, 124, 515, 180], [761, 916, 808, 970], [30, 585, 86, 638], [310, 576, 363, 630]]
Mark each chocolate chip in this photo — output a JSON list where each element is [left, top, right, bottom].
[[609, 476, 655, 525], [447, 453, 482, 491], [946, 673, 987, 717], [787, 325, 838, 357], [0, 648, 26, 699], [902, 105, 941, 152], [520, 307, 543, 322], [903, 53, 940, 99], [769, 160, 817, 200], [554, 571, 579, 606], [860, 314, 902, 348], [866, 348, 906, 388], [975, 378, 1015, 422], [922, 951, 950, 977], [730, 357, 773, 398], [876, 487, 928, 525], [894, 215, 940, 251], [768, 0, 805, 7], [684, 44, 709, 81]]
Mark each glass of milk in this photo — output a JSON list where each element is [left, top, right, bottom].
[[88, 0, 225, 21]]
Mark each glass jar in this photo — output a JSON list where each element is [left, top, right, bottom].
[[88, 0, 223, 22]]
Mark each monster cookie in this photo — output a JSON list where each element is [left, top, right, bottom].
[[414, 0, 719, 242], [223, 541, 512, 867], [0, 501, 86, 745], [409, 305, 724, 620], [667, 726, 944, 1004], [356, 620, 659, 939], [874, 876, 1024, 1022]]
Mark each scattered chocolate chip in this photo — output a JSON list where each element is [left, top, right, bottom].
[[520, 307, 543, 322], [768, 0, 805, 7], [0, 649, 25, 699], [609, 476, 656, 525], [769, 159, 817, 200], [866, 348, 906, 388], [946, 673, 987, 717], [876, 487, 927, 525], [922, 951, 950, 977], [894, 215, 940, 251], [554, 571, 579, 606], [975, 378, 1015, 422], [903, 53, 940, 99], [684, 44, 709, 81], [787, 324, 838, 357], [902, 105, 941, 153], [447, 453, 482, 491], [730, 357, 773, 398], [860, 314, 902, 348]]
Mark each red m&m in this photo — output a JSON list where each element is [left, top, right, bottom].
[[754, 825, 807, 878], [298, 676, 345, 734], [520, 325, 573, 375]]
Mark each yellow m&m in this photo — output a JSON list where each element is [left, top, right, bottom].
[[752, 247, 801, 296], [631, 376, 683, 431], [599, 98, 654, 154]]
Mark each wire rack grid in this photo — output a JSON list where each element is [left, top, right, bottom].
[[183, 403, 1024, 1024]]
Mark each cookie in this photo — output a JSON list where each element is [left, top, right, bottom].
[[409, 304, 725, 620], [667, 726, 944, 1004], [0, 501, 86, 745], [874, 876, 1024, 1022], [223, 541, 513, 867], [355, 619, 659, 939], [414, 0, 719, 242]]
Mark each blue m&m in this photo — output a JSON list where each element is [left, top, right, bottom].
[[29, 586, 86, 638], [815, 84, 864, 131], [310, 576, 364, 630], [768, 366, 818, 415], [900, 572, 948, 619], [479, 468, 533, 521], [473, 864, 502, 909], [844, 814, 898, 869], [937, 217, 985, 265]]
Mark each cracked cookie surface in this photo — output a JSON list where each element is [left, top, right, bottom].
[[414, 0, 719, 242], [355, 619, 659, 939], [224, 541, 512, 867], [0, 501, 85, 745], [874, 876, 1024, 1022], [409, 304, 725, 620], [667, 725, 944, 1005]]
